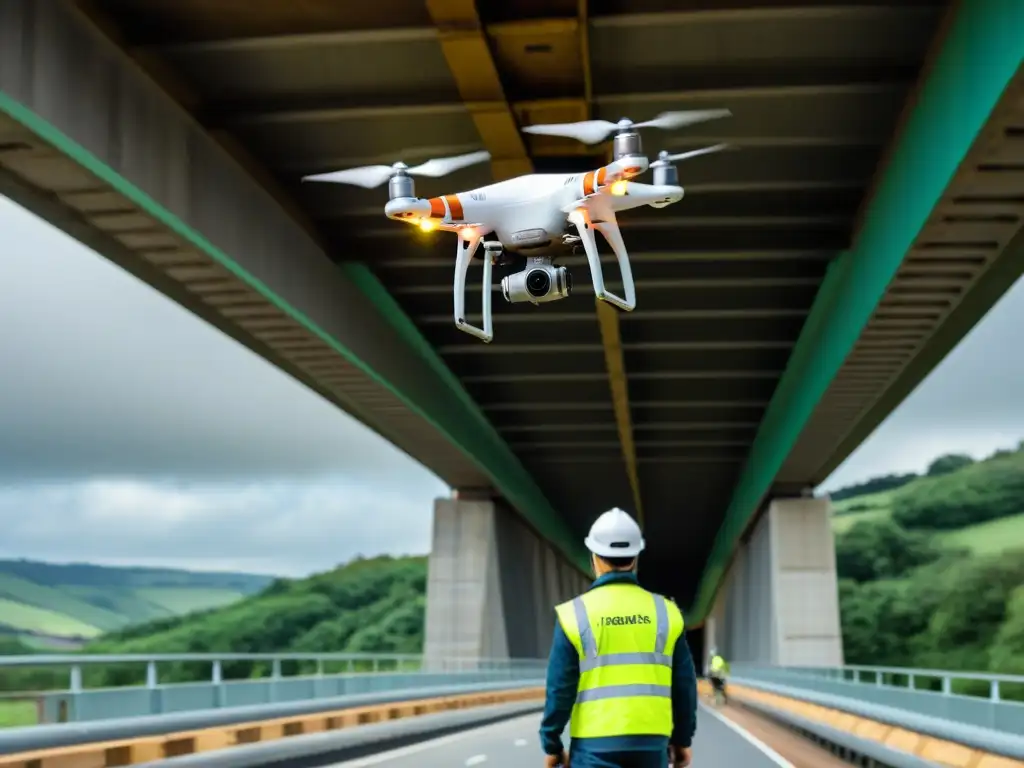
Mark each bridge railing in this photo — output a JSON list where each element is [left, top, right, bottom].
[[731, 663, 1024, 734], [728, 663, 1024, 766], [0, 653, 548, 726]]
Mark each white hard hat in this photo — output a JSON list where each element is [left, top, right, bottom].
[[585, 507, 645, 558]]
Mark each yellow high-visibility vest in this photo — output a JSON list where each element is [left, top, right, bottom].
[[710, 655, 726, 673], [555, 582, 685, 738]]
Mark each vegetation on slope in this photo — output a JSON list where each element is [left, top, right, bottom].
[[0, 555, 426, 696], [0, 560, 272, 644], [832, 444, 1024, 690], [82, 555, 427, 685]]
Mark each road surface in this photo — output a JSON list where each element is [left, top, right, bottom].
[[326, 703, 793, 768]]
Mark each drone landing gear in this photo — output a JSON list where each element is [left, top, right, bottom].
[[453, 233, 494, 343], [567, 209, 636, 312]]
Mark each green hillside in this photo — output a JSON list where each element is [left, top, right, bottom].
[[0, 560, 273, 645], [831, 444, 1024, 689]]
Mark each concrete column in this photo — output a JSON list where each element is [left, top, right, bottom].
[[769, 496, 844, 666], [708, 496, 843, 667], [423, 496, 588, 663]]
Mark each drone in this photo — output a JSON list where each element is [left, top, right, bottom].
[[303, 109, 732, 343]]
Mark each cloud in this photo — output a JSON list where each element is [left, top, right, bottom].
[[0, 477, 437, 577], [0, 195, 435, 483]]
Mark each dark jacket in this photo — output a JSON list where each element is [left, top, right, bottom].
[[538, 571, 698, 756]]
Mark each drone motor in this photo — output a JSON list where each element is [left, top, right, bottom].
[[388, 166, 416, 201]]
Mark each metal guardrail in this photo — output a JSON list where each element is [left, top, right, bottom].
[[0, 678, 545, 756], [732, 664, 1024, 736], [737, 695, 942, 768], [0, 653, 547, 725], [731, 676, 1024, 761]]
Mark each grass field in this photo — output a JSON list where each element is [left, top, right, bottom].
[[0, 560, 270, 642], [832, 489, 897, 516], [0, 700, 37, 728], [0, 598, 101, 638], [832, 498, 1024, 557], [934, 513, 1024, 555], [137, 587, 247, 614], [832, 507, 890, 534], [0, 573, 127, 631]]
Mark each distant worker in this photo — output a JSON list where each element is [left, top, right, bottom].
[[539, 508, 697, 768], [707, 648, 729, 705]]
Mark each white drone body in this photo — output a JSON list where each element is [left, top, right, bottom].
[[303, 110, 731, 342]]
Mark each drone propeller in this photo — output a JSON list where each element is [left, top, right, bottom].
[[302, 150, 492, 189], [653, 143, 731, 165], [521, 110, 731, 145]]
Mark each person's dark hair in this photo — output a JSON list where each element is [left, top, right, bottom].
[[598, 555, 636, 569]]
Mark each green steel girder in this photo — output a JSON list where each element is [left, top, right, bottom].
[[687, 0, 1024, 625], [0, 92, 590, 575]]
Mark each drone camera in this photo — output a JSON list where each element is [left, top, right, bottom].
[[501, 258, 572, 305]]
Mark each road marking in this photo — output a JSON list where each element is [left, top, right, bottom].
[[514, 738, 528, 747], [325, 728, 485, 767], [699, 702, 795, 768], [324, 712, 538, 767], [465, 755, 488, 766]]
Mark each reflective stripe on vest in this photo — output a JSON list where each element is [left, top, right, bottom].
[[555, 585, 684, 738], [572, 594, 674, 679]]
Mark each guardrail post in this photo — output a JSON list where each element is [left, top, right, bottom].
[[270, 658, 281, 703], [942, 676, 952, 695], [68, 665, 82, 723], [146, 661, 161, 715], [212, 660, 224, 708]]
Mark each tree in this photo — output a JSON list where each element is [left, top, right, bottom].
[[989, 586, 1024, 676], [893, 452, 1024, 530], [828, 473, 919, 502], [926, 453, 974, 477], [835, 517, 939, 583]]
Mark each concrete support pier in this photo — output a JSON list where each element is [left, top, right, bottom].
[[706, 496, 844, 669], [424, 494, 589, 662]]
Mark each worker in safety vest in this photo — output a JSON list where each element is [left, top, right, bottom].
[[539, 508, 697, 768], [707, 649, 729, 703]]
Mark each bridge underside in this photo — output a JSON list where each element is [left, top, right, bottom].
[[2, 0, 1022, 617]]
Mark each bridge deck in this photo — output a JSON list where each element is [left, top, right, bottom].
[[319, 707, 808, 768]]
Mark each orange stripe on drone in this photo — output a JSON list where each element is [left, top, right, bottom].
[[596, 167, 608, 187], [428, 198, 447, 218], [444, 194, 464, 220], [583, 171, 596, 195]]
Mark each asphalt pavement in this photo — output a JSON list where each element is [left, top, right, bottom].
[[324, 703, 793, 768]]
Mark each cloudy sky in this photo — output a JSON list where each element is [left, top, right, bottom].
[[1, 194, 1022, 576]]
